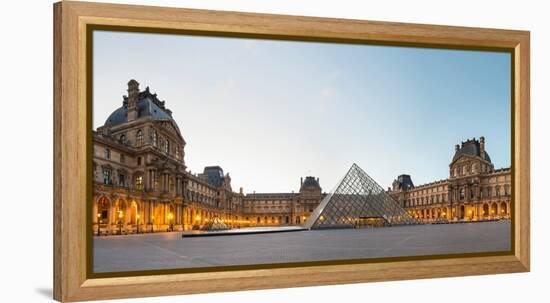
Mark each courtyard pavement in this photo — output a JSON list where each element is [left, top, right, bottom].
[[93, 220, 510, 273]]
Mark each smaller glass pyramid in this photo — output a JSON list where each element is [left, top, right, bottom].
[[304, 164, 418, 229]]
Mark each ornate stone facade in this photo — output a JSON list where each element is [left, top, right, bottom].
[[93, 81, 510, 235], [389, 137, 511, 223], [92, 80, 324, 235]]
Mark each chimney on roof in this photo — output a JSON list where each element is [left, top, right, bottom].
[[300, 177, 303, 186], [480, 136, 486, 159], [127, 79, 140, 122]]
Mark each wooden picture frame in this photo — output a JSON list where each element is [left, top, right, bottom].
[[53, 1, 530, 301]]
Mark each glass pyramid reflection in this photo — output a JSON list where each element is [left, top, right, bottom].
[[304, 163, 418, 229]]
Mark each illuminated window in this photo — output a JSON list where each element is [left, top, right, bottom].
[[135, 175, 143, 190], [136, 130, 143, 147]]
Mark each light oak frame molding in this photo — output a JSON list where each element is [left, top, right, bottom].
[[53, 1, 530, 301]]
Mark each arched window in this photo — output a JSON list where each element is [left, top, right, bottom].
[[97, 197, 110, 222], [136, 130, 143, 147], [119, 134, 126, 144], [152, 131, 158, 147]]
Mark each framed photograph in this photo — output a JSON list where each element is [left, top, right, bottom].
[[53, 1, 530, 302]]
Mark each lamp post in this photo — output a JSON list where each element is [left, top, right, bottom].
[[96, 213, 101, 236], [136, 214, 140, 234], [168, 213, 174, 232]]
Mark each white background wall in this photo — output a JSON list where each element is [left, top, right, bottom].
[[0, 0, 547, 302]]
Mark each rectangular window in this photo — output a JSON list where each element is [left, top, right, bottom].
[[104, 148, 110, 159], [135, 176, 143, 190], [120, 154, 125, 163], [102, 169, 111, 185], [119, 174, 125, 186]]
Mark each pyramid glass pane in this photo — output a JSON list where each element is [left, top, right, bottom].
[[304, 164, 418, 229]]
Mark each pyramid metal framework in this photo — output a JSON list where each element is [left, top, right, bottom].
[[304, 164, 418, 229]]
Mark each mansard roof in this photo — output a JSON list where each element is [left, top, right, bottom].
[[300, 176, 321, 191], [452, 138, 491, 163], [104, 86, 180, 133], [199, 166, 226, 188], [395, 174, 414, 190]]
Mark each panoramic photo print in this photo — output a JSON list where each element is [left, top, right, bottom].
[[91, 30, 512, 273]]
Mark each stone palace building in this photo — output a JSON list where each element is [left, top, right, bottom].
[[92, 80, 324, 235], [388, 137, 511, 223], [93, 80, 511, 235]]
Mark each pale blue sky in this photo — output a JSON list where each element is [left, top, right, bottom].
[[93, 30, 511, 193]]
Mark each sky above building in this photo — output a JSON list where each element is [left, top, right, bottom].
[[93, 30, 511, 193]]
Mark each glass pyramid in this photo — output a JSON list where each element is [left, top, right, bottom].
[[304, 163, 418, 229]]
